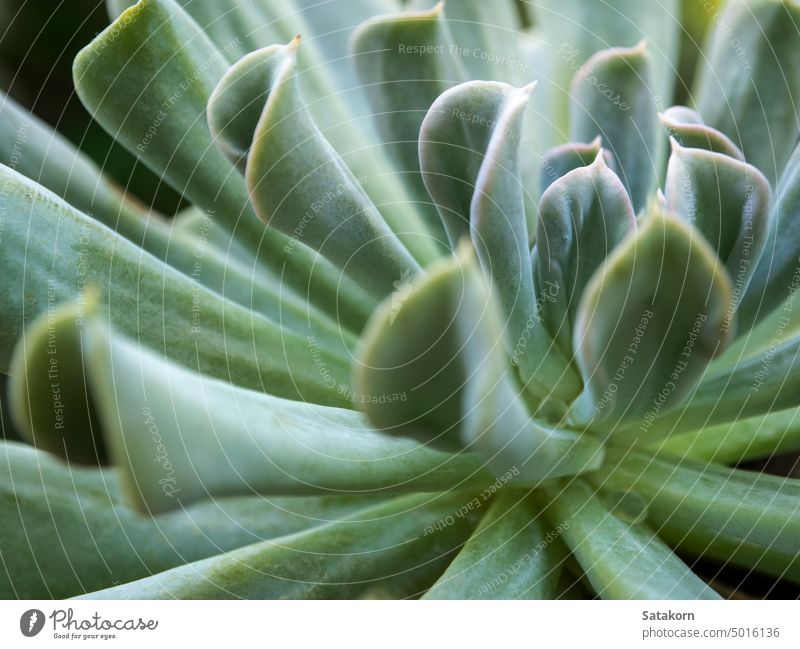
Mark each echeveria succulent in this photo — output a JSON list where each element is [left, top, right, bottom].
[[1, 0, 800, 600]]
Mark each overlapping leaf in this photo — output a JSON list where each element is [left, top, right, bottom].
[[420, 81, 580, 398], [543, 479, 720, 599], [355, 244, 603, 482], [570, 42, 658, 213], [0, 441, 384, 598], [594, 449, 800, 583], [570, 206, 734, 431], [534, 152, 636, 356]]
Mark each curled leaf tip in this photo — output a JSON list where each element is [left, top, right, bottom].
[[659, 105, 704, 126], [590, 148, 608, 169], [632, 38, 648, 55]]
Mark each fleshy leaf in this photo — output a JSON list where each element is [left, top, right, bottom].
[[292, 0, 400, 112], [74, 0, 373, 320], [665, 139, 771, 305], [77, 492, 481, 599], [594, 449, 800, 583], [0, 95, 359, 345], [655, 405, 800, 465], [354, 244, 603, 482], [351, 3, 465, 222], [659, 106, 745, 160], [0, 91, 157, 237], [208, 42, 296, 168], [0, 440, 383, 598], [740, 140, 800, 329], [419, 81, 580, 397], [533, 152, 636, 356], [694, 0, 800, 183], [543, 479, 720, 600], [423, 492, 565, 599], [0, 166, 353, 407], [570, 206, 734, 429], [620, 332, 800, 440], [408, 0, 524, 83], [155, 0, 376, 125], [531, 0, 679, 147], [188, 0, 444, 264], [539, 137, 616, 196], [570, 42, 659, 213], [76, 319, 490, 512], [420, 80, 531, 246], [243, 42, 423, 302], [8, 300, 101, 464], [73, 0, 253, 245]]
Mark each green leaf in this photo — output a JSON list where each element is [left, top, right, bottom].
[[543, 479, 720, 600], [420, 80, 528, 246], [539, 136, 616, 196], [8, 300, 102, 464], [0, 166, 353, 407], [570, 42, 659, 213], [0, 91, 155, 236], [207, 42, 294, 169], [354, 244, 603, 481], [78, 318, 489, 512], [74, 0, 374, 323], [665, 139, 771, 304], [623, 332, 800, 439], [570, 206, 734, 430], [740, 140, 800, 330], [0, 374, 22, 442], [419, 81, 580, 397], [293, 0, 401, 110], [423, 492, 565, 599], [694, 0, 800, 183], [593, 449, 800, 583], [73, 0, 249, 245], [658, 106, 745, 160], [0, 93, 356, 343], [653, 405, 800, 468], [76, 491, 482, 599], [243, 41, 423, 302], [534, 152, 636, 356], [408, 0, 524, 83], [351, 3, 465, 244], [531, 0, 679, 147], [181, 0, 445, 265], [713, 284, 800, 375], [0, 440, 383, 598], [158, 0, 376, 125]]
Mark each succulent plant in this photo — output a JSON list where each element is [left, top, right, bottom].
[[1, 0, 800, 600]]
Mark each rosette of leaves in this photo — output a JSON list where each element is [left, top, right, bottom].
[[1, 0, 800, 600]]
